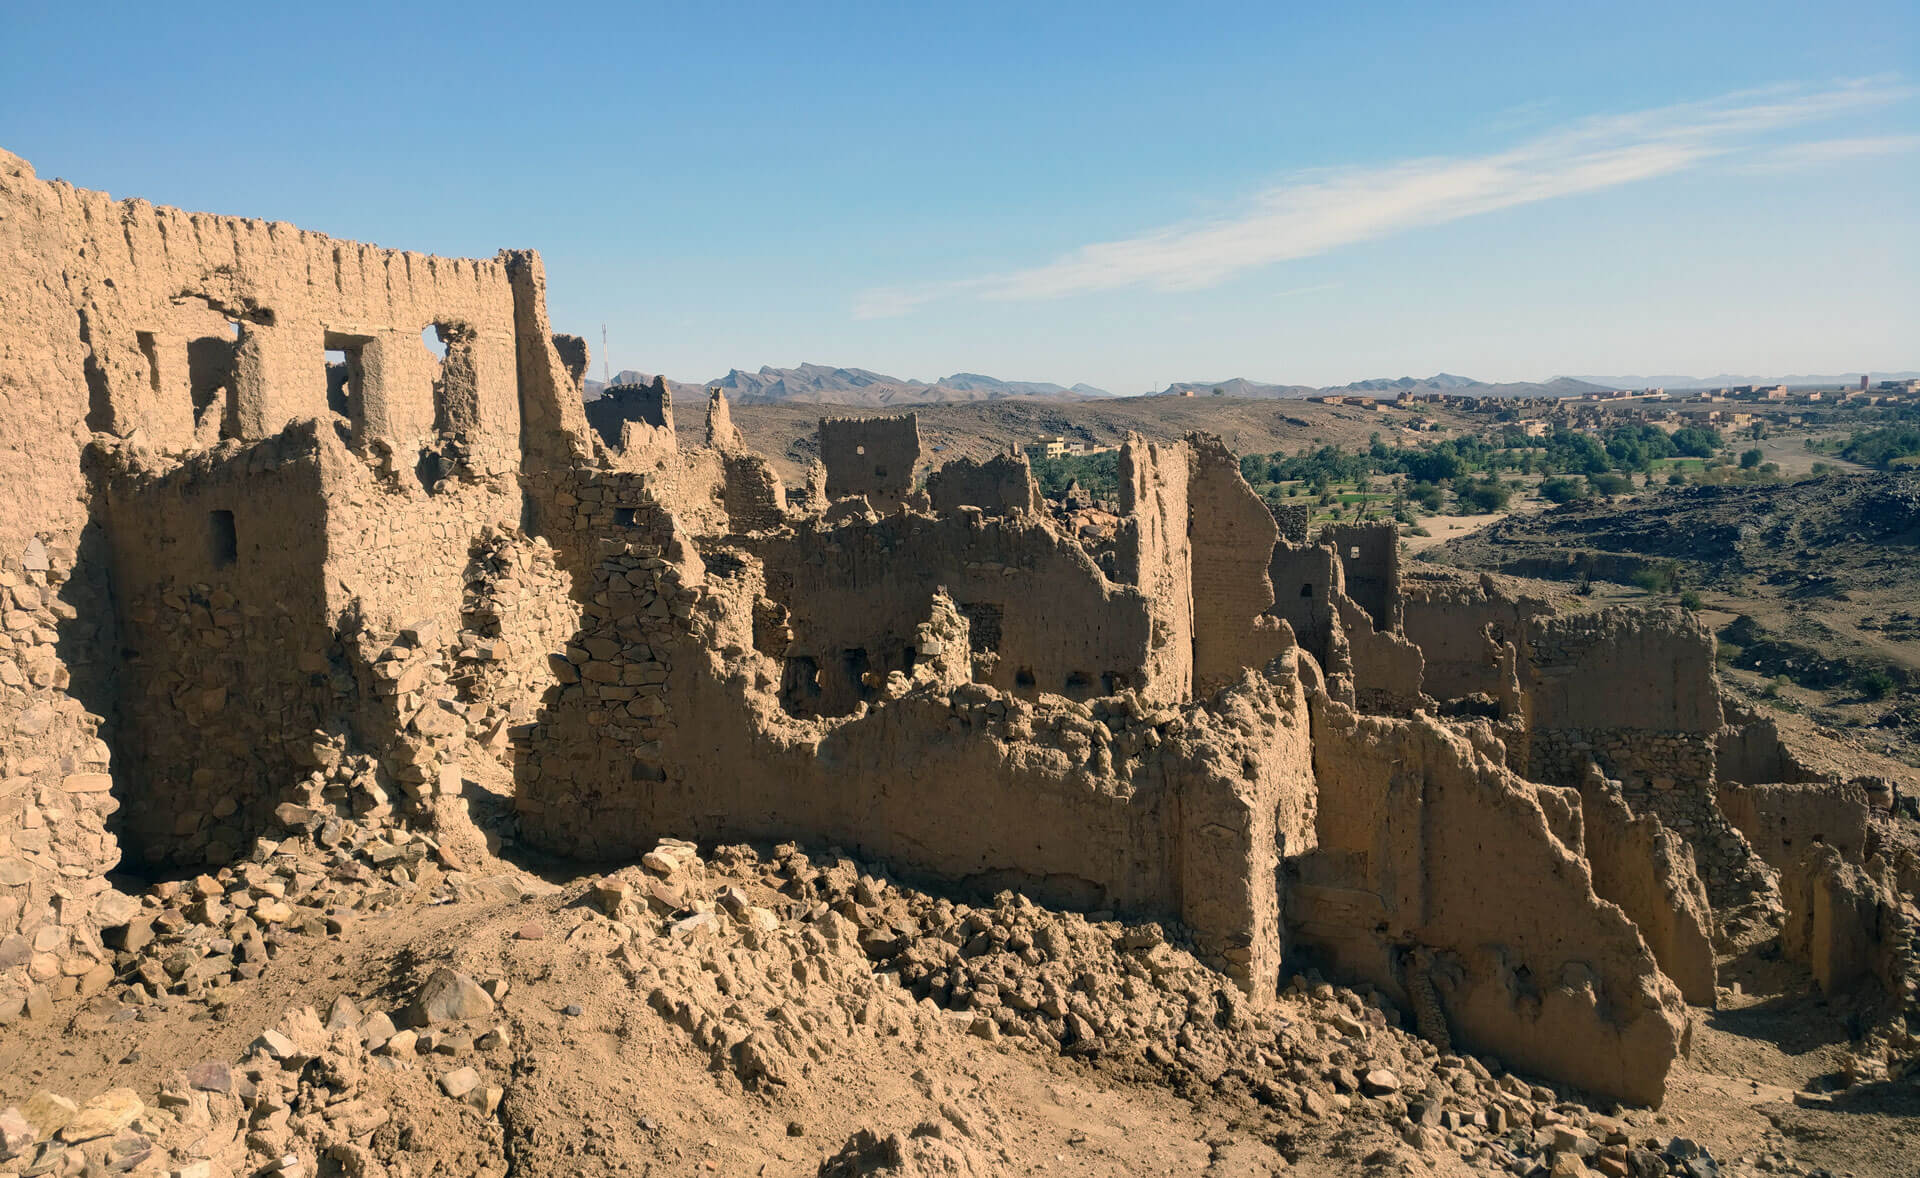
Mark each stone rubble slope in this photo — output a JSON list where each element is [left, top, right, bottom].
[[0, 811, 1819, 1178]]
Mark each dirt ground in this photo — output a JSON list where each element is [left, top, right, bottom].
[[5, 763, 1916, 1178]]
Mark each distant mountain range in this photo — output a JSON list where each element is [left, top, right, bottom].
[[1156, 374, 1610, 400], [1566, 371, 1920, 390], [582, 364, 1114, 407], [584, 361, 1915, 409]]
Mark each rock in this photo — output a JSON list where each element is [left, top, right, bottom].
[[592, 879, 631, 914], [382, 1029, 418, 1056], [1361, 1069, 1401, 1096], [57, 1087, 142, 1142], [0, 1106, 34, 1160], [360, 1011, 397, 1050], [513, 922, 544, 941], [22, 1091, 76, 1137], [439, 1066, 481, 1099], [409, 968, 495, 1024], [252, 1030, 299, 1060], [326, 995, 360, 1030], [186, 1061, 231, 1093]]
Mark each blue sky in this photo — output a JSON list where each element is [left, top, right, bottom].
[[4, 2, 1915, 391]]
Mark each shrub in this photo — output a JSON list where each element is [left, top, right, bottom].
[[1679, 589, 1704, 611], [1857, 669, 1897, 700], [1739, 448, 1763, 469], [1539, 476, 1586, 504]]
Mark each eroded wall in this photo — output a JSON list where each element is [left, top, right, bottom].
[[1292, 699, 1690, 1106], [820, 414, 919, 510]]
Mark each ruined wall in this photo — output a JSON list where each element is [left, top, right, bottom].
[[1513, 607, 1773, 914], [923, 452, 1041, 518], [1717, 782, 1870, 872], [820, 415, 919, 510], [1334, 593, 1426, 716], [1714, 713, 1819, 787], [1186, 436, 1293, 695], [1576, 777, 1718, 1006], [586, 377, 674, 457], [2, 150, 551, 467], [1114, 436, 1194, 705], [1266, 540, 1340, 671], [1292, 699, 1689, 1106], [512, 493, 1316, 994], [1324, 522, 1400, 634], [1517, 608, 1722, 787], [97, 419, 535, 864], [99, 431, 337, 864], [1781, 845, 1908, 995], [753, 512, 1159, 714], [1402, 572, 1550, 702], [0, 543, 131, 1023]]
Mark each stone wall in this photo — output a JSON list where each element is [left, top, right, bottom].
[[820, 414, 919, 510], [0, 544, 132, 1023], [1513, 607, 1776, 917]]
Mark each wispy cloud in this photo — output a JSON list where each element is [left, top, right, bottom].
[[855, 79, 1911, 319], [1736, 132, 1920, 173]]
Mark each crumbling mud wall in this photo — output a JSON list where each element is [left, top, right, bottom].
[[820, 414, 919, 510], [754, 513, 1159, 714], [1713, 710, 1821, 788], [1266, 539, 1340, 673], [1186, 436, 1294, 695], [923, 452, 1041, 517], [1334, 593, 1425, 716], [2, 153, 539, 465], [1292, 699, 1690, 1106], [1114, 436, 1195, 705], [1781, 845, 1909, 995], [1401, 571, 1550, 702], [1717, 782, 1871, 873], [95, 420, 537, 863], [1576, 775, 1718, 1006], [511, 494, 1317, 994], [1325, 522, 1400, 634], [586, 376, 674, 455]]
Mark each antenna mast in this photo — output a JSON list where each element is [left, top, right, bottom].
[[601, 324, 610, 385]]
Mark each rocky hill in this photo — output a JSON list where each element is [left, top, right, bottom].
[[584, 364, 1114, 406]]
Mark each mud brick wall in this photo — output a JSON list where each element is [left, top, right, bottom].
[[819, 414, 919, 508], [924, 453, 1041, 518]]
